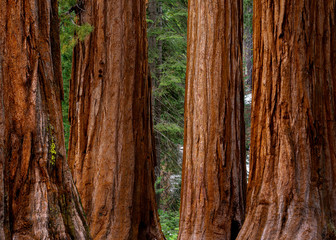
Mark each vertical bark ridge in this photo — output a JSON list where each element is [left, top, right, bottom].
[[237, 1, 336, 239], [178, 0, 246, 239], [68, 1, 165, 239], [0, 1, 6, 238]]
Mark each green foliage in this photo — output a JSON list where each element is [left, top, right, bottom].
[[149, 0, 187, 144], [149, 0, 187, 163], [147, 1, 187, 237], [48, 124, 57, 166], [148, 2, 187, 222], [158, 209, 180, 240], [50, 141, 57, 165], [148, 2, 186, 237], [59, 0, 77, 9], [59, 0, 93, 54], [243, 0, 253, 34], [155, 176, 165, 194], [155, 123, 183, 145]]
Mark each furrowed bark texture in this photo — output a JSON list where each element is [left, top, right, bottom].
[[68, 1, 165, 239], [0, 0, 91, 239], [178, 1, 246, 239], [237, 1, 336, 240]]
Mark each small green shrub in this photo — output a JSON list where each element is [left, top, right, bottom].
[[159, 209, 179, 240]]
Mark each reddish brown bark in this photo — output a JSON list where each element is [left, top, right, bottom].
[[178, 0, 246, 239], [237, 1, 336, 239], [0, 0, 91, 239], [68, 1, 165, 239]]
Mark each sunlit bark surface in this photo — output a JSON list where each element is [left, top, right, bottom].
[[68, 1, 165, 239], [178, 0, 246, 239], [0, 0, 91, 239], [237, 1, 336, 239]]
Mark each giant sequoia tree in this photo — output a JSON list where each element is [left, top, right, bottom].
[[237, 1, 336, 239], [67, 1, 165, 239], [178, 0, 246, 239], [0, 0, 90, 239]]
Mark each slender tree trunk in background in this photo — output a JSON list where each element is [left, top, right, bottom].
[[68, 1, 165, 239], [0, 1, 91, 239], [237, 1, 336, 239], [243, 2, 253, 90], [178, 0, 246, 239], [148, 0, 163, 208]]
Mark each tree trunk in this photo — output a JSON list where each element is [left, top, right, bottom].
[[178, 0, 246, 239], [68, 1, 165, 239], [237, 1, 336, 239], [0, 0, 91, 239]]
